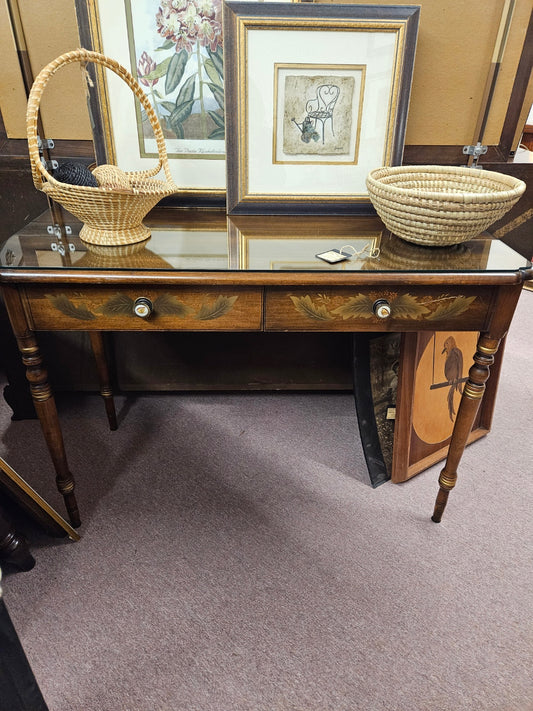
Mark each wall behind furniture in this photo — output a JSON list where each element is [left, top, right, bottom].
[[1, 0, 91, 140], [2, 0, 532, 157]]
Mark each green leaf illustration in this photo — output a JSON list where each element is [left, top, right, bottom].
[[205, 82, 224, 110], [143, 56, 172, 83], [203, 59, 223, 88], [290, 295, 333, 321], [165, 50, 189, 94], [176, 74, 196, 106], [209, 128, 225, 140], [156, 40, 175, 51], [391, 293, 431, 319], [196, 295, 238, 320], [47, 294, 96, 321], [170, 99, 195, 126], [331, 294, 373, 319], [428, 296, 477, 320], [153, 294, 193, 317], [161, 101, 176, 114], [167, 118, 184, 139], [97, 293, 135, 316], [206, 46, 224, 79], [208, 110, 224, 129]]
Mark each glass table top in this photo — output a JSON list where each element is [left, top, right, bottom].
[[1, 210, 531, 275]]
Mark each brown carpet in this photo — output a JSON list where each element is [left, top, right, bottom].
[[1, 290, 532, 711]]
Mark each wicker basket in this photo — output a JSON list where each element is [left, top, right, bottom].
[[362, 234, 474, 271], [27, 49, 179, 246], [366, 165, 526, 246], [76, 241, 174, 270]]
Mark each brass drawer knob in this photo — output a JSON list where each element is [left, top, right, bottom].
[[373, 298, 391, 319], [133, 297, 153, 318]]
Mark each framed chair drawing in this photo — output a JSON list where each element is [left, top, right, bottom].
[[292, 84, 341, 145], [223, 1, 420, 214]]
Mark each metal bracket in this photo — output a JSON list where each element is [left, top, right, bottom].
[[50, 243, 76, 255], [47, 224, 72, 237], [37, 136, 55, 151], [41, 156, 59, 171], [462, 142, 488, 168], [47, 224, 74, 256], [37, 136, 57, 171]]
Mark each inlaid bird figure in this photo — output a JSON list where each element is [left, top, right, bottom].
[[442, 335, 463, 421]]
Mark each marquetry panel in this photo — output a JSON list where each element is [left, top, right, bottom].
[[23, 286, 263, 331], [265, 287, 493, 332]]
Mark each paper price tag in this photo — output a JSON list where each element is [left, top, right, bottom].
[[316, 249, 349, 263]]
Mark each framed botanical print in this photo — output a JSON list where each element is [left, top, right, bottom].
[[75, 0, 227, 206], [223, 2, 420, 214]]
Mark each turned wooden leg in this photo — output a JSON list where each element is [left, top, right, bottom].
[[16, 334, 81, 527], [3, 284, 80, 527], [2, 284, 81, 528], [432, 334, 500, 523], [89, 332, 118, 431]]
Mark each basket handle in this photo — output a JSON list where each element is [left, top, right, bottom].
[[26, 48, 174, 190]]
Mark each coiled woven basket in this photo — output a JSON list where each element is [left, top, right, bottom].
[[27, 49, 179, 246], [366, 165, 526, 246]]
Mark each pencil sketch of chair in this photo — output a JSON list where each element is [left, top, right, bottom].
[[305, 84, 340, 143]]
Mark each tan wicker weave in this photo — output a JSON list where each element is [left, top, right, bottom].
[[76, 241, 174, 269], [366, 165, 526, 246], [92, 165, 132, 191], [27, 49, 179, 246], [362, 234, 474, 271]]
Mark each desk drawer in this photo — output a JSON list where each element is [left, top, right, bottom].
[[265, 286, 492, 332], [24, 287, 263, 331]]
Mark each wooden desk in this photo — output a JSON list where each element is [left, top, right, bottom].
[[1, 210, 531, 528]]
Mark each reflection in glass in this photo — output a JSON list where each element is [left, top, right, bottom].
[[0, 212, 531, 275]]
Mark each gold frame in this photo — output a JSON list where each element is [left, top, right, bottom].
[[224, 2, 420, 214], [0, 457, 80, 540]]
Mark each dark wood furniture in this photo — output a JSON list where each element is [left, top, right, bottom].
[[0, 210, 531, 528], [0, 501, 35, 571]]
